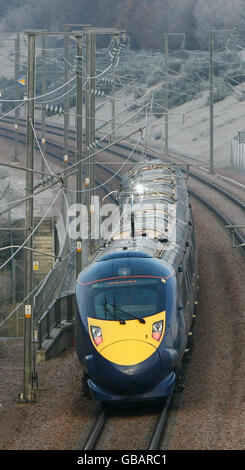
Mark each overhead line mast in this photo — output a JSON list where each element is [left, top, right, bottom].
[[18, 27, 126, 402], [20, 31, 36, 403], [163, 32, 185, 156]]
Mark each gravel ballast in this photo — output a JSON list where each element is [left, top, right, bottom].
[[0, 197, 244, 450]]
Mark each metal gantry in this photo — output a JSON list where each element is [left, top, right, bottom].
[[17, 26, 126, 402]]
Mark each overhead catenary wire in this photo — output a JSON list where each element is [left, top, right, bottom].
[[35, 83, 77, 106], [64, 96, 150, 147], [0, 189, 52, 209], [31, 53, 120, 106], [0, 281, 41, 330], [65, 134, 141, 194], [1, 41, 239, 210], [0, 187, 63, 271], [84, 62, 114, 81], [58, 124, 145, 181], [0, 75, 76, 103], [0, 168, 70, 218], [0, 101, 25, 120], [30, 121, 56, 177]]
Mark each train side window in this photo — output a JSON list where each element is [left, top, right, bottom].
[[182, 276, 188, 307], [187, 251, 193, 282], [191, 228, 196, 249], [189, 248, 194, 278], [185, 267, 191, 292]]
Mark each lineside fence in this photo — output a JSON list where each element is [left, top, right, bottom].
[[231, 131, 245, 172], [34, 192, 72, 323], [37, 292, 76, 352], [0, 191, 72, 337]]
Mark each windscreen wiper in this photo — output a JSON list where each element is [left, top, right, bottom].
[[113, 302, 146, 324], [104, 297, 126, 324], [102, 297, 116, 320]]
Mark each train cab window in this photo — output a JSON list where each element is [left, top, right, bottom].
[[80, 277, 167, 321]]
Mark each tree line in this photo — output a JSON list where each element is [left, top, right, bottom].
[[1, 0, 245, 50]]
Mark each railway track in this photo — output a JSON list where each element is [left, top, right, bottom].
[[189, 189, 245, 252], [1, 115, 245, 216], [1, 118, 244, 300], [82, 396, 172, 450], [0, 116, 244, 450]]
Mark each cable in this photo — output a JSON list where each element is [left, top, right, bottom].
[[36, 83, 76, 106], [0, 187, 55, 208], [65, 136, 141, 194], [33, 75, 76, 101], [25, 58, 112, 107], [0, 187, 63, 272], [85, 62, 113, 81], [59, 125, 145, 181], [0, 194, 34, 208], [37, 43, 76, 52], [0, 282, 40, 329], [0, 101, 25, 120], [182, 47, 225, 55], [30, 121, 56, 177], [97, 103, 149, 147], [66, 97, 149, 143], [0, 75, 76, 103]]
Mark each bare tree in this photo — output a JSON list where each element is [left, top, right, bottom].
[[194, 0, 245, 48], [2, 0, 245, 51]]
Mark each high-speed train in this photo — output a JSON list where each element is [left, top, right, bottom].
[[75, 160, 197, 402]]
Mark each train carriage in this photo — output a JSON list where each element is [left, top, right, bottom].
[[75, 160, 197, 401]]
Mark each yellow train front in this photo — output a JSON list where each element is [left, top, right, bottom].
[[76, 252, 184, 401], [75, 161, 196, 401]]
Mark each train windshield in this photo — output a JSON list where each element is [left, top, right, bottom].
[[82, 277, 166, 321]]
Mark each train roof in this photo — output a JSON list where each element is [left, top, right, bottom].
[[93, 159, 190, 268]]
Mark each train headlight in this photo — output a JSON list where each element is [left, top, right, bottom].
[[152, 320, 163, 341], [91, 326, 103, 346]]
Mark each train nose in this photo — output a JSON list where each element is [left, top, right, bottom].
[[101, 339, 157, 366], [87, 340, 162, 395]]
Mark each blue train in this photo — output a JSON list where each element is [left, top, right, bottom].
[[75, 160, 197, 402]]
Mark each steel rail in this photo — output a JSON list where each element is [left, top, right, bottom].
[[182, 167, 245, 211], [82, 408, 106, 450], [148, 396, 172, 450], [0, 122, 137, 173], [0, 126, 113, 196], [1, 118, 244, 225], [5, 115, 244, 208], [82, 395, 172, 451], [2, 118, 243, 448], [189, 189, 245, 252], [1, 120, 244, 250]]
